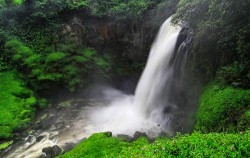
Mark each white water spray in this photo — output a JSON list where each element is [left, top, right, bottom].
[[88, 16, 182, 136], [134, 17, 181, 116]]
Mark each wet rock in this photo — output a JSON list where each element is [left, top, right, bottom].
[[133, 131, 148, 140], [25, 135, 35, 143], [40, 153, 46, 158], [41, 145, 62, 158], [62, 142, 76, 152], [55, 122, 65, 129], [117, 134, 133, 142], [103, 132, 112, 137], [36, 135, 45, 142]]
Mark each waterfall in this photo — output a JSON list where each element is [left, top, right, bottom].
[[1, 16, 190, 158], [88, 16, 187, 136], [134, 16, 182, 118]]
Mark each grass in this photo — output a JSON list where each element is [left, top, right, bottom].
[[59, 131, 250, 158]]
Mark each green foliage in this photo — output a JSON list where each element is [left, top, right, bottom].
[[196, 83, 250, 132], [12, 0, 24, 5], [4, 39, 35, 70], [59, 132, 128, 158], [45, 52, 66, 64], [173, 0, 250, 87], [88, 0, 157, 18], [217, 62, 250, 88], [0, 71, 37, 139], [2, 38, 111, 92], [0, 140, 13, 150], [24, 54, 42, 68], [60, 131, 250, 158]]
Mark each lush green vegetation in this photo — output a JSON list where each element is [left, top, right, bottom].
[[173, 0, 250, 88], [59, 131, 250, 158], [0, 71, 37, 139], [196, 83, 250, 133], [4, 39, 111, 92], [0, 0, 249, 157]]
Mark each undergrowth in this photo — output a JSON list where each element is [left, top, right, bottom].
[[59, 131, 250, 158]]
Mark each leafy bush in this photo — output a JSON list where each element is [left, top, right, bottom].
[[59, 131, 250, 158], [196, 83, 250, 132], [0, 71, 37, 139]]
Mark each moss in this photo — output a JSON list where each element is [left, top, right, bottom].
[[195, 83, 250, 132], [0, 71, 37, 139], [59, 131, 250, 158]]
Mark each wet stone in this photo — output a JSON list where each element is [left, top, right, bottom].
[[62, 142, 76, 152], [133, 131, 148, 140], [55, 122, 65, 129], [117, 134, 133, 142], [25, 135, 35, 143], [36, 135, 45, 142], [41, 145, 62, 158]]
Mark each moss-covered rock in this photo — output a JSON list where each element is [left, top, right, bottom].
[[59, 132, 128, 158]]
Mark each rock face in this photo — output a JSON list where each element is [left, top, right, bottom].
[[57, 7, 175, 92], [59, 3, 176, 61]]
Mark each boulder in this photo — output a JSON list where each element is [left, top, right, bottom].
[[40, 145, 62, 158], [133, 131, 148, 140]]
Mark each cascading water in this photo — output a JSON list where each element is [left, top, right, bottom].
[[1, 16, 192, 158], [88, 16, 185, 136], [134, 17, 181, 118]]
